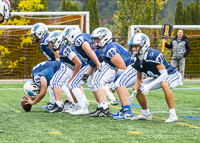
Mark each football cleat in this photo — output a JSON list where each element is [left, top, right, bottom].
[[165, 113, 178, 123], [107, 99, 118, 105], [46, 103, 63, 113], [70, 105, 89, 115], [130, 113, 152, 120], [113, 110, 134, 120], [64, 105, 74, 113], [111, 108, 123, 117], [41, 102, 54, 109], [63, 100, 72, 109], [89, 108, 101, 117], [99, 107, 111, 117]]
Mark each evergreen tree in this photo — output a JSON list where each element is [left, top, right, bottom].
[[72, 3, 79, 11], [92, 0, 100, 29], [195, 0, 200, 24], [175, 0, 185, 24], [191, 1, 195, 24], [82, 1, 86, 11], [87, 0, 95, 32], [66, 0, 73, 11], [185, 4, 192, 25], [61, 0, 67, 11]]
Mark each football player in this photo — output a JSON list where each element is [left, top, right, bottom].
[[23, 60, 62, 110], [0, 0, 11, 24], [30, 23, 72, 110], [47, 30, 89, 114], [127, 33, 181, 123], [88, 27, 131, 117]]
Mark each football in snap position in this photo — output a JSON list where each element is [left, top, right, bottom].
[[21, 96, 32, 112]]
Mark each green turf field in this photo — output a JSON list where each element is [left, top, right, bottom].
[[0, 82, 200, 142]]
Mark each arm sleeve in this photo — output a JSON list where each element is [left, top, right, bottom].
[[165, 41, 173, 49], [183, 39, 191, 58], [148, 69, 168, 89]]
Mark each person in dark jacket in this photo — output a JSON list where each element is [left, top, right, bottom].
[[164, 29, 191, 85]]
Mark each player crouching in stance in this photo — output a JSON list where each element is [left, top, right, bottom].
[[127, 33, 182, 123], [47, 30, 89, 114], [30, 23, 73, 110], [0, 0, 11, 23], [23, 61, 62, 109], [89, 27, 131, 117]]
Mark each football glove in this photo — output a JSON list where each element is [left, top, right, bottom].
[[109, 82, 116, 91], [81, 74, 89, 83], [140, 83, 151, 96], [126, 90, 137, 103]]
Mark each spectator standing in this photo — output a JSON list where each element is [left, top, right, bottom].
[[165, 29, 191, 85]]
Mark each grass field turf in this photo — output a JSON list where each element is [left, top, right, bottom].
[[0, 82, 200, 142]]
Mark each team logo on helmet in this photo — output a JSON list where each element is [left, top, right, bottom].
[[33, 25, 40, 31], [51, 32, 60, 38], [97, 29, 107, 34], [65, 29, 72, 36], [141, 35, 147, 42]]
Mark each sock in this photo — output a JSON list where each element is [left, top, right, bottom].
[[142, 108, 150, 116], [48, 86, 55, 103], [100, 102, 108, 110], [72, 88, 85, 108], [97, 102, 100, 108], [61, 84, 74, 103], [56, 101, 62, 107], [104, 85, 116, 101], [169, 108, 176, 115], [123, 105, 131, 111], [82, 94, 88, 102]]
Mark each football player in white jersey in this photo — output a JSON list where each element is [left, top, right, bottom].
[[127, 33, 181, 123]]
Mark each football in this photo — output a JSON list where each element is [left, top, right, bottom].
[[21, 96, 32, 112]]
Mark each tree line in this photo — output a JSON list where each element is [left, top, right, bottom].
[[175, 0, 200, 25]]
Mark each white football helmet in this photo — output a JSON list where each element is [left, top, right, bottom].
[[62, 26, 82, 45], [128, 33, 150, 57], [30, 23, 49, 43], [48, 30, 63, 51], [23, 80, 40, 100], [0, 0, 11, 23], [91, 27, 112, 49]]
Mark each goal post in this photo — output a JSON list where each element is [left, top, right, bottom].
[[10, 11, 90, 33], [128, 25, 200, 78], [0, 12, 89, 79]]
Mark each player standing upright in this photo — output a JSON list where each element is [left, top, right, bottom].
[[127, 33, 181, 123], [88, 27, 131, 117]]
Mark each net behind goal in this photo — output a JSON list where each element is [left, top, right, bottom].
[[0, 12, 89, 79], [128, 25, 200, 78]]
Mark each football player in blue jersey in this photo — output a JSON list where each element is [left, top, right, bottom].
[[30, 24, 73, 110], [89, 27, 132, 117], [47, 30, 90, 114], [23, 60, 62, 112], [0, 0, 11, 24], [126, 33, 182, 123], [63, 26, 104, 115]]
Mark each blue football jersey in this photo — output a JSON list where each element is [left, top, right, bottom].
[[59, 44, 87, 70], [130, 49, 177, 77], [103, 42, 131, 70], [40, 34, 55, 61], [74, 33, 101, 67], [74, 33, 94, 62], [31, 61, 61, 86]]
